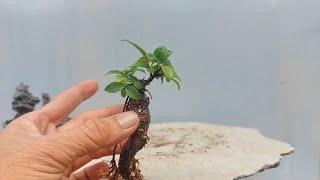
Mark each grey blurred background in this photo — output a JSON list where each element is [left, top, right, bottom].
[[0, 0, 319, 179]]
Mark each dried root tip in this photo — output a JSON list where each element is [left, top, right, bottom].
[[129, 159, 143, 180], [105, 158, 143, 180], [105, 159, 121, 180]]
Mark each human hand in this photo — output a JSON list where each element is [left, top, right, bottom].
[[0, 80, 139, 179]]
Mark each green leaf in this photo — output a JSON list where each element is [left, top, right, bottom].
[[122, 39, 148, 60], [160, 63, 175, 81], [105, 70, 123, 76], [172, 79, 181, 90], [148, 65, 159, 73], [115, 75, 126, 82], [133, 81, 144, 89], [134, 57, 148, 68], [131, 65, 138, 72], [158, 69, 164, 76], [105, 82, 126, 93], [147, 53, 158, 63], [121, 88, 126, 97], [137, 68, 146, 74], [127, 76, 138, 83], [174, 72, 182, 82], [154, 46, 173, 61], [161, 60, 181, 83], [124, 65, 137, 75], [125, 85, 142, 100]]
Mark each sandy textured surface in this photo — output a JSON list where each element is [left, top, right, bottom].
[[85, 122, 294, 180]]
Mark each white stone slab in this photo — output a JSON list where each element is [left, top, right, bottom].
[[88, 122, 294, 180]]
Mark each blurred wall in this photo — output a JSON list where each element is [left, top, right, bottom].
[[0, 0, 319, 179]]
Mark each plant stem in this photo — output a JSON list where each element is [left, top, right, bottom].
[[143, 70, 161, 87], [123, 96, 130, 111]]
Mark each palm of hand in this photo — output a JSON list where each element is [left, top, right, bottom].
[[0, 81, 138, 179]]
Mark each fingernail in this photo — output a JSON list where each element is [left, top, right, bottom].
[[117, 111, 139, 129]]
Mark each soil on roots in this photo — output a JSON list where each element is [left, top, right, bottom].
[[107, 95, 150, 180]]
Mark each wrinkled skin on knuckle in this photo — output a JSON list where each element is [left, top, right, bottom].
[[34, 137, 71, 169], [41, 135, 84, 169], [81, 118, 114, 148]]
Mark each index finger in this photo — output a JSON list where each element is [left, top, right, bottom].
[[39, 80, 99, 123]]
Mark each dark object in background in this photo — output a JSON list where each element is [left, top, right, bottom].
[[3, 83, 70, 128], [3, 83, 40, 127], [42, 93, 51, 106], [12, 83, 40, 118]]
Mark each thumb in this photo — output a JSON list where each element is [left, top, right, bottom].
[[48, 111, 139, 167]]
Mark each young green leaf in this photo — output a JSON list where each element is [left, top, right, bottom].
[[105, 70, 123, 76], [154, 46, 173, 61], [134, 57, 148, 68], [133, 81, 144, 89], [148, 65, 159, 73], [125, 85, 142, 100], [105, 82, 126, 93], [130, 65, 138, 72], [127, 76, 137, 83], [161, 60, 180, 82], [172, 79, 181, 90], [105, 40, 181, 99], [147, 53, 158, 63], [122, 39, 148, 60], [160, 63, 175, 81], [174, 72, 182, 82], [115, 75, 126, 82], [121, 88, 126, 97], [123, 65, 137, 76]]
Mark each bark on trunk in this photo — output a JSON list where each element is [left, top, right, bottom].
[[118, 95, 150, 180]]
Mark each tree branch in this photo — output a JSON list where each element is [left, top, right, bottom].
[[143, 70, 161, 86]]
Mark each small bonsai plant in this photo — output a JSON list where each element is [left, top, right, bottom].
[[104, 40, 181, 180]]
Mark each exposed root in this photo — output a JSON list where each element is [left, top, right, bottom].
[[106, 95, 150, 180], [105, 159, 121, 180], [118, 96, 150, 180], [129, 159, 143, 180]]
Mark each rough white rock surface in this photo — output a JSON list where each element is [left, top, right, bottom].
[[87, 122, 294, 180]]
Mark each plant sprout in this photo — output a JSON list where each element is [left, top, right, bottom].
[[105, 40, 181, 99], [104, 40, 181, 180]]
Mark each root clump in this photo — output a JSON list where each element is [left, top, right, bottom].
[[106, 96, 150, 180]]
